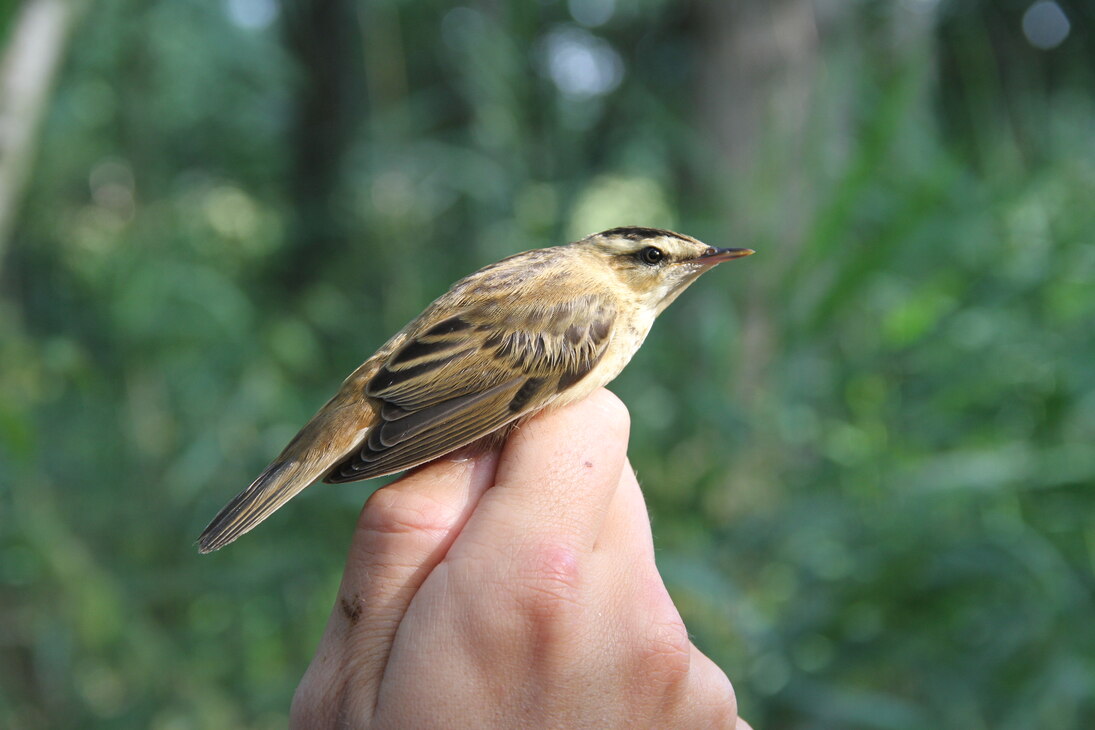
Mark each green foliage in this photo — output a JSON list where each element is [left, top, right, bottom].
[[2, 0, 1094, 727]]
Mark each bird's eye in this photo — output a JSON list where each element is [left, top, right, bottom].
[[638, 246, 665, 265]]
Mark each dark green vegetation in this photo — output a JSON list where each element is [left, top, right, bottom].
[[2, 0, 1094, 727]]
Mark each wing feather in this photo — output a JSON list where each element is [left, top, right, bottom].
[[326, 379, 526, 482], [324, 295, 615, 483]]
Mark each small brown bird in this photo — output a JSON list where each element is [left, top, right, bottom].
[[197, 227, 753, 552]]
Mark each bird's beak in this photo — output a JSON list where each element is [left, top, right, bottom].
[[694, 247, 755, 266]]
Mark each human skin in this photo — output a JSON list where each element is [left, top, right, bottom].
[[290, 389, 751, 729]]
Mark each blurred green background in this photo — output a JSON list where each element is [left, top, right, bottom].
[[2, 0, 1094, 727]]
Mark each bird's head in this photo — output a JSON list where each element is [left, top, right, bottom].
[[577, 227, 754, 314]]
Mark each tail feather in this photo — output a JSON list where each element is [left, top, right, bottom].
[[197, 459, 327, 553], [197, 392, 376, 552]]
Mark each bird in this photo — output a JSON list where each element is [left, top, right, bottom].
[[197, 227, 753, 552]]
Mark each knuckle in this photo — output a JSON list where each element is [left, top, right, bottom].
[[510, 538, 586, 624], [678, 652, 737, 727], [444, 538, 586, 665], [635, 617, 692, 687], [358, 486, 458, 539], [700, 674, 739, 728]]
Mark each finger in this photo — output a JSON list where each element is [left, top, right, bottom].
[[584, 463, 664, 641], [423, 390, 629, 685], [297, 449, 500, 721], [594, 457, 654, 560], [683, 644, 740, 729], [599, 475, 742, 730], [456, 388, 630, 558], [590, 460, 679, 640], [343, 450, 500, 628]]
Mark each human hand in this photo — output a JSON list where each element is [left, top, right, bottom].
[[291, 389, 749, 729]]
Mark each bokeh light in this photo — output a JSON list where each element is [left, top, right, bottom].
[[1022, 1, 1071, 50], [540, 25, 623, 98]]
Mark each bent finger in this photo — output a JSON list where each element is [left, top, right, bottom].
[[683, 644, 740, 729], [296, 449, 499, 722], [594, 457, 655, 560], [456, 388, 630, 561]]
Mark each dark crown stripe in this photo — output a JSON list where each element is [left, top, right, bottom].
[[600, 226, 686, 241]]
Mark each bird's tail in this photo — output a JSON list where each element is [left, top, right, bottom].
[[197, 397, 373, 553]]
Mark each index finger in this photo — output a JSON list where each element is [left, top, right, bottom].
[[452, 388, 631, 558]]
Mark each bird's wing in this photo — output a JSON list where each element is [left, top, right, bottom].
[[324, 295, 615, 483]]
